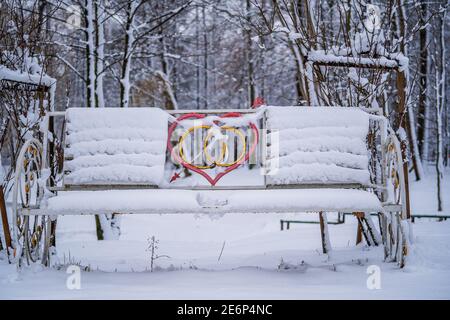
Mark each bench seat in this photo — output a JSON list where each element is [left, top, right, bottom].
[[37, 188, 383, 215]]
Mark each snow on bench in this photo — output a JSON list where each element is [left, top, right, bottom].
[[64, 107, 168, 186], [32, 106, 377, 215], [18, 105, 383, 216], [62, 107, 373, 189], [265, 107, 371, 186], [13, 106, 410, 267], [47, 106, 377, 213], [45, 188, 382, 215]]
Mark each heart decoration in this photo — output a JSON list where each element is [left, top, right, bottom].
[[167, 112, 259, 186]]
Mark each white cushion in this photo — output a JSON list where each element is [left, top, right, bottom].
[[64, 107, 168, 186], [266, 106, 371, 186]]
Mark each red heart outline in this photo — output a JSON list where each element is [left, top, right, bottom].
[[167, 112, 259, 186]]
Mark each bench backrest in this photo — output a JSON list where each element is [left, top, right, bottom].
[[59, 106, 375, 189], [64, 108, 168, 187], [265, 107, 371, 187]]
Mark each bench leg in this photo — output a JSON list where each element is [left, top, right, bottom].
[[380, 212, 390, 260], [95, 215, 104, 240], [363, 214, 382, 246], [319, 212, 331, 254], [356, 221, 363, 245], [354, 212, 382, 246], [50, 220, 57, 247], [0, 188, 12, 256]]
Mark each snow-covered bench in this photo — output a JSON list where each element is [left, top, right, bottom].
[[12, 106, 410, 267]]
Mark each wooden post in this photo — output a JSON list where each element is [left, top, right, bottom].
[[354, 212, 364, 245], [48, 114, 58, 247], [354, 212, 374, 246], [95, 215, 104, 240], [0, 188, 12, 249], [50, 220, 57, 247], [396, 69, 412, 220], [402, 148, 412, 220], [363, 214, 381, 246], [356, 221, 363, 245]]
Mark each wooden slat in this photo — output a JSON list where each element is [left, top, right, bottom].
[[19, 206, 379, 216], [49, 183, 380, 192], [54, 184, 159, 191], [319, 212, 331, 254], [0, 188, 12, 249]]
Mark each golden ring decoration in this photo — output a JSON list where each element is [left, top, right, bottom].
[[178, 125, 247, 169]]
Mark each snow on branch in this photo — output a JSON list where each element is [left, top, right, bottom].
[[307, 51, 399, 70], [0, 65, 56, 87]]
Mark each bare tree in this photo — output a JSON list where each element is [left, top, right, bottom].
[[432, 4, 447, 211], [114, 0, 191, 108]]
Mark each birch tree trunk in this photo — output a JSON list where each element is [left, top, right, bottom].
[[271, 0, 315, 104], [245, 0, 256, 106], [396, 0, 424, 181], [417, 0, 429, 161], [84, 0, 96, 108], [159, 34, 178, 110], [119, 0, 136, 108], [202, 5, 209, 109], [195, 6, 200, 109], [95, 0, 105, 108], [435, 6, 446, 212]]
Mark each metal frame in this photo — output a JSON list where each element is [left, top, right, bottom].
[[34, 107, 402, 199], [46, 108, 390, 191]]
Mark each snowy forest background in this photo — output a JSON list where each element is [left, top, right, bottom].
[[0, 0, 449, 210]]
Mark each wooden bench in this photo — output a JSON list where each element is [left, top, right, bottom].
[[11, 106, 411, 267]]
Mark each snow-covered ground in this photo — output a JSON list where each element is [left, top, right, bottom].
[[1, 168, 449, 299]]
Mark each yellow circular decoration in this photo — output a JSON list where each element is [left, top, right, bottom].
[[178, 125, 227, 169], [178, 125, 247, 169], [203, 126, 246, 167]]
